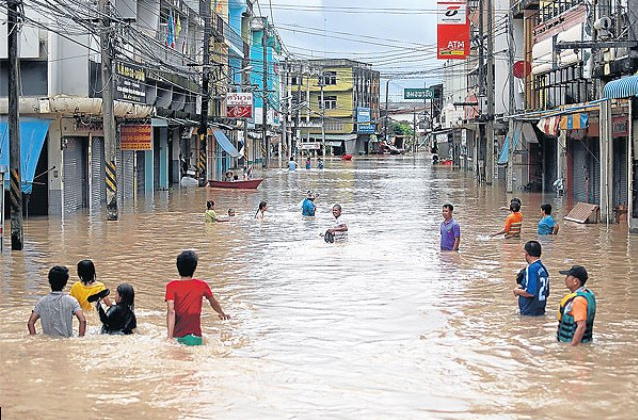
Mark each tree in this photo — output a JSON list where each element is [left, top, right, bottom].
[[390, 121, 414, 137]]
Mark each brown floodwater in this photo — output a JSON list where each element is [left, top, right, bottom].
[[1, 156, 637, 419]]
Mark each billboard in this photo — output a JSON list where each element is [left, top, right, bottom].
[[120, 125, 152, 150], [356, 107, 371, 123], [226, 93, 253, 118], [437, 1, 469, 60]]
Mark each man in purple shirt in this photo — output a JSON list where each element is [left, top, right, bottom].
[[441, 203, 461, 251]]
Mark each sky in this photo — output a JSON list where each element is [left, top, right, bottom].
[[257, 0, 443, 101]]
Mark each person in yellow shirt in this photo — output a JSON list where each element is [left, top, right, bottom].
[[69, 260, 112, 312]]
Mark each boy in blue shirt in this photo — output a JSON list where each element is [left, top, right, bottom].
[[538, 204, 559, 235], [513, 241, 550, 316]]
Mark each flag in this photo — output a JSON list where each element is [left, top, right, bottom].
[[167, 11, 175, 49]]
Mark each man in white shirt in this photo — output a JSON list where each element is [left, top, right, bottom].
[[326, 204, 348, 241]]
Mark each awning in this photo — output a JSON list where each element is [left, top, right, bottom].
[[559, 113, 588, 130], [311, 133, 357, 141], [537, 116, 560, 136], [603, 75, 638, 99], [212, 129, 241, 158], [0, 118, 50, 194]]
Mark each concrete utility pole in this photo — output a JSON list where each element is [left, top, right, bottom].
[[8, 0, 23, 249], [281, 59, 288, 167], [319, 69, 326, 158], [199, 0, 211, 181], [413, 108, 417, 155], [485, 0, 495, 184], [384, 79, 390, 143], [261, 22, 269, 167], [99, 0, 118, 220], [477, 0, 485, 183]]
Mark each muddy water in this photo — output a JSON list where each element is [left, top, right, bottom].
[[1, 156, 637, 419]]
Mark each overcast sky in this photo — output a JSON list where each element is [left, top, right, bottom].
[[261, 0, 442, 101]]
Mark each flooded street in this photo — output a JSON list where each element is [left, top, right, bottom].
[[2, 156, 637, 419]]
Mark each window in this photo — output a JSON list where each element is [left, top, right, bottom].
[[291, 76, 302, 86], [319, 95, 337, 110], [321, 71, 337, 85]]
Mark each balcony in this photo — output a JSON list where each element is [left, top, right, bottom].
[[222, 19, 246, 57], [512, 0, 540, 18]]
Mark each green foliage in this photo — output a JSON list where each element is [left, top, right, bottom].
[[390, 121, 414, 136]]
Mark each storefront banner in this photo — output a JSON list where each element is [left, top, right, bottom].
[[120, 125, 152, 150], [437, 1, 469, 60], [559, 113, 588, 130], [226, 93, 253, 118]]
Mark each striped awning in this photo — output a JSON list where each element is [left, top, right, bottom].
[[603, 75, 638, 99], [559, 113, 588, 130], [537, 116, 560, 136]]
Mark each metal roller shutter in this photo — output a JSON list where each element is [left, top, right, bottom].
[[116, 150, 135, 200], [572, 140, 588, 203], [136, 151, 145, 194], [63, 137, 87, 213], [154, 140, 160, 191], [590, 138, 601, 205], [91, 136, 106, 208], [613, 138, 628, 207]]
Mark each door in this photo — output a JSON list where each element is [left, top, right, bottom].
[[63, 137, 87, 213], [91, 136, 106, 208]]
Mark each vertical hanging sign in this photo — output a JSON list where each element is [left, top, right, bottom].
[[437, 1, 470, 60]]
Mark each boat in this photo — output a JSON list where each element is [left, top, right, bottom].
[[208, 179, 263, 189], [341, 154, 353, 161]]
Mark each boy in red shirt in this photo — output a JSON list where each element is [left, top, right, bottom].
[[165, 250, 230, 345]]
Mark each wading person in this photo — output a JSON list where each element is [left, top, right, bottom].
[[165, 250, 230, 346], [204, 200, 229, 223], [557, 265, 596, 346], [305, 157, 312, 170], [70, 259, 112, 312], [288, 156, 297, 171], [302, 192, 318, 217], [317, 157, 324, 169], [97, 283, 137, 335], [255, 201, 268, 220], [538, 204, 559, 235], [513, 241, 549, 316], [28, 266, 86, 337], [492, 200, 523, 238], [440, 203, 461, 251], [324, 204, 348, 242]]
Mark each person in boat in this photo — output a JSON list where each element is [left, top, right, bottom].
[[233, 175, 239, 181], [302, 192, 318, 217], [205, 200, 229, 223], [513, 241, 549, 316], [97, 283, 137, 335], [255, 201, 268, 220], [557, 265, 596, 346], [326, 204, 348, 241], [491, 200, 523, 238], [223, 171, 234, 181], [288, 156, 297, 171]]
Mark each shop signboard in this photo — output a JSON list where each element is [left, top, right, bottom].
[[226, 93, 253, 118], [115, 61, 146, 104], [356, 107, 371, 123], [437, 1, 469, 60], [357, 123, 376, 134], [120, 125, 152, 150]]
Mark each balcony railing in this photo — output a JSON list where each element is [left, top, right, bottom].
[[538, 0, 583, 23]]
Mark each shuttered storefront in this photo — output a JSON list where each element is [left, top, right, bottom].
[[613, 137, 628, 207], [154, 139, 160, 191], [571, 138, 600, 204], [63, 137, 87, 213], [136, 151, 145, 194], [91, 136, 106, 208], [117, 150, 135, 201]]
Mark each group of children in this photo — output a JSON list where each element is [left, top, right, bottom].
[[28, 251, 229, 346], [28, 260, 136, 337], [490, 198, 559, 238]]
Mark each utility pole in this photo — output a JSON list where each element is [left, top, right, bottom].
[[412, 108, 417, 155], [99, 0, 118, 219], [384, 79, 390, 143], [281, 59, 288, 167], [261, 21, 269, 167], [319, 69, 326, 158], [485, 0, 495, 184], [295, 63, 303, 159], [8, 0, 23, 249], [199, 0, 211, 181], [477, 0, 485, 183]]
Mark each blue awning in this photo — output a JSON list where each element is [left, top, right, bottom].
[[0, 118, 50, 194], [603, 75, 638, 99], [212, 129, 240, 158], [498, 123, 521, 165]]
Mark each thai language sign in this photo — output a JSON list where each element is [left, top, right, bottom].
[[115, 61, 146, 104], [226, 93, 253, 118], [404, 88, 434, 100], [437, 1, 469, 60], [120, 125, 152, 150]]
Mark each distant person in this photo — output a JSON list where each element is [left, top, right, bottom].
[[97, 283, 137, 335], [27, 266, 86, 337], [499, 197, 522, 212], [233, 175, 239, 181], [165, 250, 230, 346], [302, 192, 318, 217], [204, 200, 228, 223], [492, 200, 523, 238], [305, 157, 312, 170], [440, 203, 460, 251], [227, 209, 236, 217], [255, 201, 268, 220], [317, 158, 324, 169], [538, 204, 559, 235], [288, 156, 297, 171], [557, 265, 596, 346], [70, 259, 112, 312], [325, 204, 348, 242], [224, 171, 233, 181], [513, 241, 549, 316]]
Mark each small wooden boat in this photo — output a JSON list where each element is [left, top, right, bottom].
[[208, 179, 263, 189], [341, 154, 353, 161]]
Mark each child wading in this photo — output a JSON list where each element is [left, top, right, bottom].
[[165, 250, 230, 345], [70, 259, 112, 312], [97, 283, 137, 335]]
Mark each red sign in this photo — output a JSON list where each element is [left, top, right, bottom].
[[226, 93, 253, 119], [513, 61, 532, 79], [120, 125, 152, 150], [437, 1, 469, 60]]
